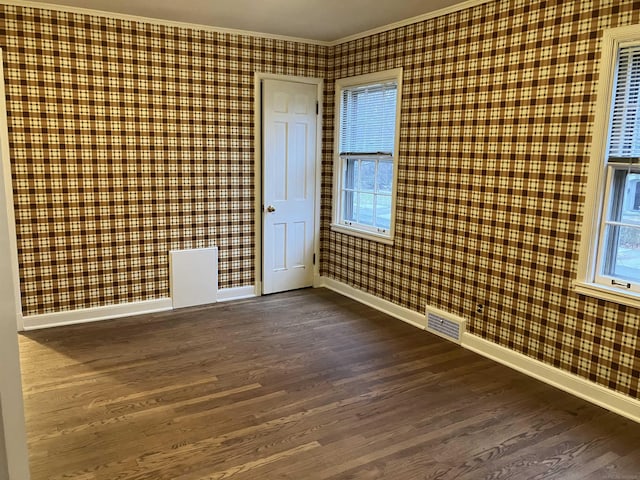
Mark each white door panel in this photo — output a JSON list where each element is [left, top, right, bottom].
[[263, 79, 317, 294], [291, 123, 308, 200], [291, 222, 306, 267], [272, 122, 288, 201]]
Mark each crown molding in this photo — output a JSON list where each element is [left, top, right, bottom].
[[0, 0, 331, 46], [4, 0, 494, 48], [329, 0, 494, 46]]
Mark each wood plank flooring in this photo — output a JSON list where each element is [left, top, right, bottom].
[[18, 288, 640, 479]]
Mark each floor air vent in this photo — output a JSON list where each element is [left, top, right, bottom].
[[426, 310, 466, 344]]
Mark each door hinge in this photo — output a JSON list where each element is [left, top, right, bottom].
[[313, 253, 316, 265], [316, 101, 319, 115]]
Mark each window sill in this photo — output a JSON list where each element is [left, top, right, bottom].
[[330, 223, 394, 245], [574, 281, 640, 310]]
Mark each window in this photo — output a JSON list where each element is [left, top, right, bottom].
[[332, 69, 402, 244], [578, 26, 640, 307]]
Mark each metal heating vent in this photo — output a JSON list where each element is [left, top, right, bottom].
[[426, 311, 466, 344]]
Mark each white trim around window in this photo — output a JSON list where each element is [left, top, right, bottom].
[[331, 68, 403, 245], [576, 25, 640, 309]]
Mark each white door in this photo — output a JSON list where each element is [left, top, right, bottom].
[[262, 79, 317, 294]]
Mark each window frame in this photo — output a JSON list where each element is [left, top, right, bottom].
[[577, 25, 640, 309], [594, 166, 640, 294], [331, 68, 403, 245]]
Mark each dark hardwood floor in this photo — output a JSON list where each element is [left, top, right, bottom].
[[18, 288, 640, 479]]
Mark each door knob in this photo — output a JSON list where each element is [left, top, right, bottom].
[[266, 205, 276, 213]]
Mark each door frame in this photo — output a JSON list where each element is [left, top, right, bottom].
[[254, 73, 323, 296], [0, 47, 31, 479], [0, 49, 23, 332]]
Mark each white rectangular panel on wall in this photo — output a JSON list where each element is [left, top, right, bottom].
[[170, 247, 218, 309]]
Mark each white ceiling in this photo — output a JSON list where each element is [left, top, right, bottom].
[[25, 0, 473, 42]]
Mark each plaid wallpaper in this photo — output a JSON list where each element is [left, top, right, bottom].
[[2, 0, 640, 400], [322, 0, 640, 399], [0, 4, 327, 315]]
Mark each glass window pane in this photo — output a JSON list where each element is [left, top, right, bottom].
[[603, 225, 640, 282], [358, 192, 375, 226], [377, 161, 393, 193], [344, 158, 357, 190], [343, 190, 356, 222], [375, 195, 392, 230], [618, 171, 640, 225], [359, 160, 376, 191]]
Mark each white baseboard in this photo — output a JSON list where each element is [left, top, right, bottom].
[[317, 276, 426, 329], [317, 276, 640, 424], [21, 285, 256, 330], [462, 333, 640, 424], [21, 298, 174, 331], [217, 286, 256, 302]]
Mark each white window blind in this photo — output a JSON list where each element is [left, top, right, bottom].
[[339, 82, 398, 156], [609, 45, 640, 159]]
